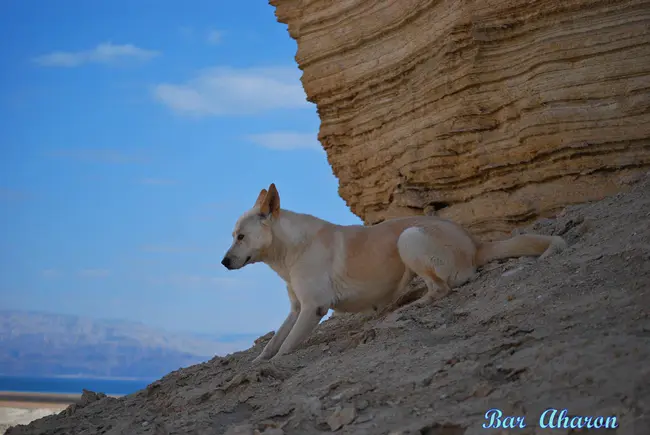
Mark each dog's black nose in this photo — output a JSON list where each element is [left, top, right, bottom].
[[221, 257, 232, 269]]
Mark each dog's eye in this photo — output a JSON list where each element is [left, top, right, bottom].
[[237, 234, 245, 241]]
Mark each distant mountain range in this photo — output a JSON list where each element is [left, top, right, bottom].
[[0, 310, 260, 380]]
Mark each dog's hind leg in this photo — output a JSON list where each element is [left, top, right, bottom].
[[375, 268, 415, 316], [393, 226, 461, 311], [411, 273, 452, 307], [392, 271, 452, 314]]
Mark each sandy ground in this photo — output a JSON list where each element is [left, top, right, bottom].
[[0, 392, 80, 406], [0, 393, 74, 434], [5, 173, 650, 434], [0, 406, 66, 435]]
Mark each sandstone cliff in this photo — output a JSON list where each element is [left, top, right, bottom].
[[6, 173, 650, 435], [271, 0, 650, 239]]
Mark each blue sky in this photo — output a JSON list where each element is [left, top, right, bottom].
[[0, 0, 362, 337]]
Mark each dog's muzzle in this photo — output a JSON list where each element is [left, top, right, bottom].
[[221, 256, 251, 270], [221, 257, 233, 270]]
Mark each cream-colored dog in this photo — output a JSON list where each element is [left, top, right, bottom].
[[221, 183, 566, 362]]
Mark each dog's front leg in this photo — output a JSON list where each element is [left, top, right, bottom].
[[253, 286, 300, 362], [271, 304, 327, 360], [253, 306, 299, 362]]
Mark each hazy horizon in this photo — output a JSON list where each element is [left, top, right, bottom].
[[1, 309, 261, 380]]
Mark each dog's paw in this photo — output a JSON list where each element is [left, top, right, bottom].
[[268, 354, 284, 363], [251, 354, 270, 364], [539, 236, 567, 260]]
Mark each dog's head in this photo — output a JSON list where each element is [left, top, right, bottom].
[[221, 183, 281, 270]]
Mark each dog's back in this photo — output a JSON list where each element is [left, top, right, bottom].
[[326, 216, 478, 312]]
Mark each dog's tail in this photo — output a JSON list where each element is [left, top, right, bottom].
[[475, 234, 566, 267]]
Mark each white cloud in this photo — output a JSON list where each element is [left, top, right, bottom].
[[246, 132, 322, 151], [33, 42, 159, 67], [78, 268, 111, 278], [152, 66, 311, 116], [206, 30, 223, 45]]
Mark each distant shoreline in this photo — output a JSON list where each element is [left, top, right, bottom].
[[0, 391, 122, 408], [0, 374, 156, 382]]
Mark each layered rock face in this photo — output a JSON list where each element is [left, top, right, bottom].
[[271, 0, 650, 239]]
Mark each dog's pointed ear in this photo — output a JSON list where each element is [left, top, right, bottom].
[[254, 188, 268, 208], [260, 183, 280, 218]]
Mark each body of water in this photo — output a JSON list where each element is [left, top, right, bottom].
[[0, 375, 153, 396]]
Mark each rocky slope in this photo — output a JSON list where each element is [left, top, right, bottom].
[[271, 0, 650, 240], [6, 173, 650, 434]]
